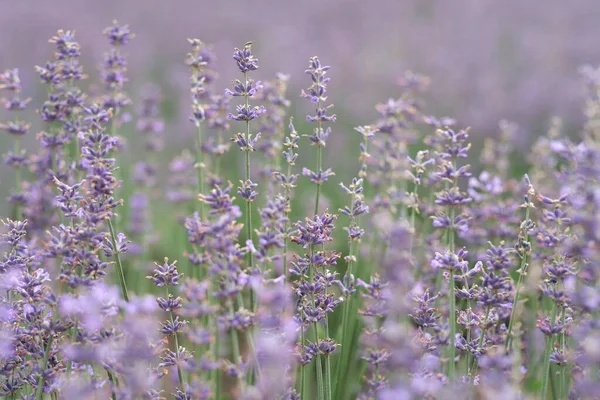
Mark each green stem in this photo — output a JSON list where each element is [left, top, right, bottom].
[[213, 327, 221, 400], [105, 369, 118, 400], [66, 322, 78, 375], [309, 244, 325, 400], [229, 301, 245, 396], [560, 307, 567, 399], [314, 144, 322, 215], [195, 123, 206, 219], [299, 313, 306, 400], [468, 307, 490, 400], [282, 163, 292, 277], [324, 355, 332, 400], [13, 138, 23, 220], [211, 295, 221, 400], [243, 72, 256, 314], [333, 202, 357, 399], [505, 205, 532, 351], [448, 265, 456, 380], [167, 287, 185, 388], [215, 127, 224, 177], [541, 304, 558, 400], [107, 218, 129, 302], [323, 269, 332, 400], [35, 334, 54, 400], [447, 202, 456, 380]]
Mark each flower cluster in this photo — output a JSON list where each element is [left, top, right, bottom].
[[2, 22, 600, 400]]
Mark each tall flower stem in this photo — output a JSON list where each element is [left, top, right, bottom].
[[242, 70, 256, 311], [334, 195, 358, 398], [298, 314, 306, 399], [447, 205, 456, 381], [314, 140, 322, 215], [282, 162, 293, 276], [108, 218, 129, 302], [468, 307, 490, 399], [229, 301, 245, 396], [560, 307, 567, 399], [215, 127, 225, 177], [323, 271, 332, 400], [35, 334, 54, 400], [195, 123, 206, 220], [167, 287, 185, 387], [213, 330, 221, 400], [309, 244, 325, 400], [505, 190, 533, 351], [13, 138, 22, 220], [105, 369, 118, 400], [541, 304, 558, 399]]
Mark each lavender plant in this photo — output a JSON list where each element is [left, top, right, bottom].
[[2, 21, 600, 400]]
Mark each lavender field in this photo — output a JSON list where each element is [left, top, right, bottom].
[[1, 5, 600, 400]]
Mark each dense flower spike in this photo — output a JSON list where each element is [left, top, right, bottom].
[[1, 68, 31, 217], [101, 21, 133, 113], [301, 56, 336, 215]]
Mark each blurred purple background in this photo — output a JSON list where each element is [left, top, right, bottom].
[[2, 0, 600, 135]]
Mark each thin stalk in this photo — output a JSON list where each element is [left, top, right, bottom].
[[505, 205, 532, 351], [299, 319, 306, 399], [242, 71, 256, 313], [229, 301, 245, 396], [323, 271, 332, 400], [448, 265, 456, 380], [468, 307, 490, 400], [333, 189, 358, 399], [447, 204, 456, 380], [233, 293, 261, 385], [66, 322, 78, 375], [282, 163, 293, 277], [35, 334, 54, 400], [560, 307, 567, 399], [107, 218, 129, 302], [314, 98, 323, 216], [309, 244, 325, 400], [314, 144, 322, 215], [166, 287, 185, 388], [213, 327, 221, 400], [13, 138, 23, 220], [324, 355, 332, 400], [195, 123, 206, 219], [540, 304, 559, 400], [313, 331, 325, 400], [409, 201, 417, 257], [215, 126, 224, 177], [334, 290, 351, 397], [464, 277, 472, 377], [105, 368, 118, 400], [211, 289, 222, 400]]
